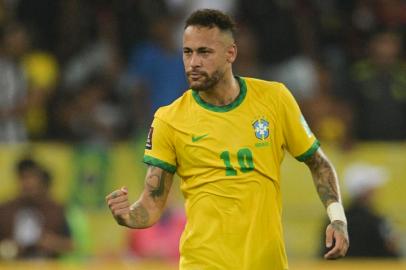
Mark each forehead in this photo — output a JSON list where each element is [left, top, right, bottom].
[[183, 26, 231, 48]]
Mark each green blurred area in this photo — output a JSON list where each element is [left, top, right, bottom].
[[0, 139, 405, 262]]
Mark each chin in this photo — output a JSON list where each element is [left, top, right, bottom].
[[189, 82, 204, 91]]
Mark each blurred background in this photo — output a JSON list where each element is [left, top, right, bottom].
[[0, 0, 405, 269]]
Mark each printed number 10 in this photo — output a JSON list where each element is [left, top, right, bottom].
[[219, 148, 255, 176]]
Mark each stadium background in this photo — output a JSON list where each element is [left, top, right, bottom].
[[0, 0, 406, 269]]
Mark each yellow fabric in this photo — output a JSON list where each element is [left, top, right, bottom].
[[22, 52, 59, 137], [144, 77, 318, 270], [22, 52, 59, 89]]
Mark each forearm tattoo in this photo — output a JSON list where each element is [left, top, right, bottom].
[[128, 166, 173, 228], [128, 201, 150, 228], [304, 150, 340, 207]]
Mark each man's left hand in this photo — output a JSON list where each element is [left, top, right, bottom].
[[324, 220, 349, 259]]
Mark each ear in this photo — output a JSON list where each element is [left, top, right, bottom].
[[226, 43, 237, 63]]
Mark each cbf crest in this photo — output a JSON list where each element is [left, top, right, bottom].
[[252, 118, 270, 140]]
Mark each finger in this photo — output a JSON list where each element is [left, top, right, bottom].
[[106, 190, 127, 202], [121, 186, 128, 194], [325, 225, 334, 248], [110, 201, 130, 212], [105, 190, 122, 201], [325, 234, 345, 259], [107, 194, 128, 206], [339, 237, 349, 257], [333, 231, 349, 257], [324, 244, 341, 259], [113, 208, 130, 217]]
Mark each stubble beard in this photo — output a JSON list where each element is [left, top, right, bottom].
[[187, 70, 224, 92]]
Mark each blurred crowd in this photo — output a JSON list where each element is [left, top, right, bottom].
[[0, 0, 405, 146]]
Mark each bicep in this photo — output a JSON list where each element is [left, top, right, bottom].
[[141, 165, 174, 207]]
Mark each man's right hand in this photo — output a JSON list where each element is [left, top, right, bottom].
[[106, 187, 131, 226]]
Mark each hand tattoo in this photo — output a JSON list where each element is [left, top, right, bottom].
[[331, 220, 348, 237]]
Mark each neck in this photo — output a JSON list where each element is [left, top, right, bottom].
[[198, 72, 240, 106]]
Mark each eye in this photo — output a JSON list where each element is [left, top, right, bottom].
[[199, 50, 211, 57]]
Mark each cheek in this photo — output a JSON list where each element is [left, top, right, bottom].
[[209, 58, 227, 73]]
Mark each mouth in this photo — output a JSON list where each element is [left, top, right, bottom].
[[187, 71, 205, 81]]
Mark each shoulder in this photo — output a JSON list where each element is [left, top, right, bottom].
[[154, 89, 193, 123], [243, 77, 287, 97], [242, 77, 292, 107]]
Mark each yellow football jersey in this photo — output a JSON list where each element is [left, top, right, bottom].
[[144, 77, 319, 270]]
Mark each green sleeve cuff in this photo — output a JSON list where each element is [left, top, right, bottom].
[[296, 140, 320, 162], [143, 155, 176, 174]]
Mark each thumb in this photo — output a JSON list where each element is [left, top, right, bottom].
[[121, 186, 128, 194], [325, 225, 334, 248]]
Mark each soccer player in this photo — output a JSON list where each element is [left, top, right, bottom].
[[106, 9, 349, 269]]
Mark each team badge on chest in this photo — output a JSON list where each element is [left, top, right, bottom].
[[252, 118, 270, 140]]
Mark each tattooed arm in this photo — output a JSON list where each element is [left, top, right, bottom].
[[304, 148, 349, 259], [106, 166, 174, 229]]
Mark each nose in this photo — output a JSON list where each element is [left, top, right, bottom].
[[189, 53, 201, 68]]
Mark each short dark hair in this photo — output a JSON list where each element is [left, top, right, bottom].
[[15, 158, 52, 187], [16, 158, 39, 174], [185, 9, 236, 38]]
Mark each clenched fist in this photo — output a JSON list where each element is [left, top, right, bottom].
[[106, 187, 131, 226]]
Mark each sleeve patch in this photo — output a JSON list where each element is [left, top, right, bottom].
[[145, 127, 154, 150]]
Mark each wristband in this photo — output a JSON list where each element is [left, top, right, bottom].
[[327, 202, 347, 224]]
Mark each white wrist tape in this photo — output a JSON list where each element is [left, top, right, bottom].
[[327, 202, 347, 224]]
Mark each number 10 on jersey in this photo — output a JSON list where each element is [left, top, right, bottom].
[[219, 148, 255, 176]]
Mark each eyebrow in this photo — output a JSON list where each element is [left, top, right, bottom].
[[183, 47, 214, 52]]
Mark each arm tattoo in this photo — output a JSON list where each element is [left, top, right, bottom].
[[127, 166, 173, 228], [304, 149, 341, 207], [145, 166, 169, 199], [128, 201, 150, 228], [146, 173, 165, 198]]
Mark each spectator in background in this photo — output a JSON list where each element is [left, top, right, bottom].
[[59, 75, 124, 144], [320, 163, 400, 258], [233, 25, 264, 78], [345, 30, 406, 140], [302, 63, 354, 149], [343, 163, 400, 257], [0, 23, 28, 143], [0, 158, 73, 259], [4, 23, 59, 140], [125, 14, 188, 130], [235, 0, 305, 66], [14, 0, 60, 53]]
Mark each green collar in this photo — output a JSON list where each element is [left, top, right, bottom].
[[192, 76, 247, 112]]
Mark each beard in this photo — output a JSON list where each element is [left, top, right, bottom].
[[186, 69, 224, 91]]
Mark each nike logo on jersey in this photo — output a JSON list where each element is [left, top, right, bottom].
[[192, 134, 208, 142]]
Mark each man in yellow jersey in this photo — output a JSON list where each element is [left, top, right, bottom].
[[106, 9, 349, 269]]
